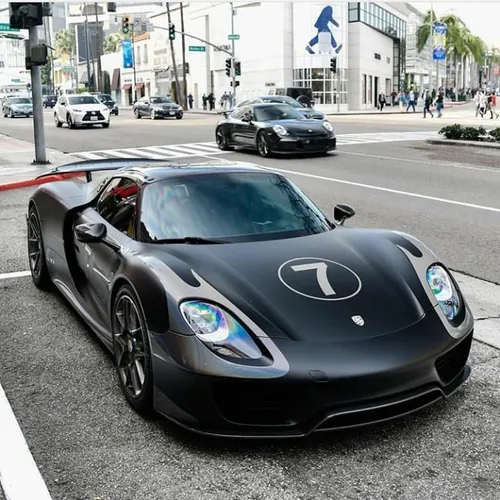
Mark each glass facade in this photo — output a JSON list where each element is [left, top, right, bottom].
[[348, 2, 406, 90], [293, 67, 348, 105]]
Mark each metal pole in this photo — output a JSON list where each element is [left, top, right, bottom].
[[131, 26, 137, 102], [94, 3, 102, 92], [180, 3, 187, 110], [337, 66, 340, 112], [166, 3, 181, 105], [84, 7, 92, 91], [29, 25, 48, 164], [230, 2, 236, 100]]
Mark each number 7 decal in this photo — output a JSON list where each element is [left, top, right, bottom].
[[291, 262, 336, 296]]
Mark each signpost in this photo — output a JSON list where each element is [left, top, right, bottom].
[[228, 34, 239, 40], [0, 23, 20, 33], [189, 46, 205, 52]]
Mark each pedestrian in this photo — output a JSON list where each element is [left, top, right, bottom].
[[491, 92, 499, 119], [208, 93, 215, 111], [406, 90, 416, 112], [378, 92, 386, 111], [434, 93, 443, 118], [188, 93, 193, 109], [423, 93, 434, 118], [202, 93, 207, 111]]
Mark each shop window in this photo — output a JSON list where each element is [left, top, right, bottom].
[[362, 74, 367, 104], [312, 81, 323, 92], [143, 45, 148, 64], [312, 68, 324, 79]]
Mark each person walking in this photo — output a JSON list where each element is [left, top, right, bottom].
[[188, 93, 193, 109], [378, 92, 387, 111], [434, 93, 443, 118], [491, 92, 499, 119], [423, 93, 434, 118], [406, 90, 416, 112]]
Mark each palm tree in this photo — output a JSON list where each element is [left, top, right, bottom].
[[54, 28, 76, 58], [103, 33, 121, 54]]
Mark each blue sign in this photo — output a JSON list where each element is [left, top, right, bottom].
[[432, 22, 447, 61], [433, 47, 446, 60], [122, 39, 133, 69], [306, 6, 343, 55]]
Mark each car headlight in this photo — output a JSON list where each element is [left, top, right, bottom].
[[180, 301, 262, 359], [273, 124, 288, 136], [322, 121, 333, 132], [426, 265, 462, 321]]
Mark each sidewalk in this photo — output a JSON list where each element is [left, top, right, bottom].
[[0, 134, 77, 190]]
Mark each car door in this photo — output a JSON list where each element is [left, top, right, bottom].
[[73, 176, 140, 325], [57, 97, 66, 121], [239, 108, 259, 146], [227, 107, 250, 145]]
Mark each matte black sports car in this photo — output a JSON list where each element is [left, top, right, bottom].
[[216, 103, 336, 157], [27, 159, 473, 438]]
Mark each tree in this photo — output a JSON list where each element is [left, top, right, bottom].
[[103, 33, 121, 54], [54, 28, 76, 57]]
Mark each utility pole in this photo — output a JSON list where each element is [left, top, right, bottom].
[[166, 3, 181, 105], [94, 2, 102, 92], [180, 2, 187, 109], [131, 25, 137, 102], [83, 5, 92, 91], [28, 25, 48, 164], [230, 2, 236, 100]]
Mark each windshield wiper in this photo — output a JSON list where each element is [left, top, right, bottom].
[[151, 236, 230, 245]]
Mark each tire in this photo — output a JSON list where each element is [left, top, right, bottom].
[[27, 204, 52, 290], [112, 285, 154, 415], [216, 127, 232, 151], [115, 110, 119, 116], [257, 131, 273, 158], [134, 108, 141, 119], [54, 113, 62, 127], [176, 114, 183, 120], [9, 110, 14, 118], [102, 122, 110, 128], [150, 110, 155, 120], [67, 114, 75, 129]]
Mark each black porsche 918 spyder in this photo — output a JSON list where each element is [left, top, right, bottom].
[[26, 159, 473, 438], [215, 103, 336, 157]]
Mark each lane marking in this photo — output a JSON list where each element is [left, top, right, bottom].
[[0, 383, 53, 499], [72, 152, 102, 160], [337, 150, 500, 173], [0, 271, 31, 280], [260, 165, 500, 214]]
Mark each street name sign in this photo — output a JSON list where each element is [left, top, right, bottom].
[[0, 23, 20, 33], [228, 34, 240, 40], [189, 46, 206, 52]]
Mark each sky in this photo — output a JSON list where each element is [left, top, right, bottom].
[[414, 1, 500, 48]]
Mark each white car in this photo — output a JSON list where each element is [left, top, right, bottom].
[[54, 94, 110, 129]]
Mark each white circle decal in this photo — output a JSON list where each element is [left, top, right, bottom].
[[278, 257, 362, 301]]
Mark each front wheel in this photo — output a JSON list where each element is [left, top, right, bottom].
[[134, 108, 141, 119], [102, 122, 110, 128], [216, 127, 232, 151], [27, 204, 51, 290], [150, 110, 156, 120], [176, 114, 183, 120], [112, 285, 154, 415], [257, 131, 272, 157], [54, 114, 62, 127]]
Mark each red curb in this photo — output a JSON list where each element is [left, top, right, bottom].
[[0, 172, 84, 192]]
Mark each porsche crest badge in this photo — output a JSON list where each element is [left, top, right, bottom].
[[351, 315, 364, 326]]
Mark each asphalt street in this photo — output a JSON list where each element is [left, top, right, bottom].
[[1, 103, 499, 499]]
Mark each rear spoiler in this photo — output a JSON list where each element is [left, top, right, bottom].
[[36, 158, 168, 182]]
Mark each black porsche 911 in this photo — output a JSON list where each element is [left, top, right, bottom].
[[216, 103, 336, 157], [27, 159, 473, 438]]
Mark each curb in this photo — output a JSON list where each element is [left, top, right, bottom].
[[426, 138, 500, 149], [0, 172, 83, 192]]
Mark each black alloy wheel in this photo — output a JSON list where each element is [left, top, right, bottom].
[[257, 131, 272, 157], [112, 286, 154, 414], [27, 205, 51, 289], [134, 108, 141, 119], [216, 127, 232, 150]]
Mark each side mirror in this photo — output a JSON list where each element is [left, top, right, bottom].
[[334, 204, 355, 225], [75, 222, 107, 243]]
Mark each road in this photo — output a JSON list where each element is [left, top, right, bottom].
[[0, 104, 499, 499]]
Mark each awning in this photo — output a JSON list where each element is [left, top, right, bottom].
[[136, 82, 144, 89], [122, 83, 132, 90], [111, 68, 120, 91]]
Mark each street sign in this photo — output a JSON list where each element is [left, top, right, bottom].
[[0, 23, 20, 33], [228, 34, 240, 40], [189, 46, 206, 52]]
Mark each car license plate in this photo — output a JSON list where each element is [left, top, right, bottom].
[[90, 116, 98, 121], [169, 111, 174, 116]]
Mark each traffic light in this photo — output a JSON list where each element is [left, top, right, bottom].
[[234, 61, 241, 76], [169, 23, 175, 40], [230, 81, 240, 88], [9, 3, 46, 29], [122, 15, 130, 35], [225, 58, 232, 77], [330, 57, 337, 73]]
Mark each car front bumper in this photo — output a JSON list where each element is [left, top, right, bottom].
[[151, 108, 183, 118], [10, 109, 32, 116], [72, 111, 110, 125], [150, 312, 473, 438], [271, 135, 337, 154]]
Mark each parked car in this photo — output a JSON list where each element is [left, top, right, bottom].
[[2, 97, 33, 118], [43, 95, 57, 108], [91, 93, 119, 115], [133, 95, 183, 120], [54, 94, 110, 129]]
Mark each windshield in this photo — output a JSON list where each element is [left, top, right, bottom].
[[10, 98, 31, 104], [150, 96, 173, 104], [68, 96, 99, 105], [253, 105, 303, 122], [98, 94, 113, 102], [139, 172, 331, 243], [260, 97, 304, 109]]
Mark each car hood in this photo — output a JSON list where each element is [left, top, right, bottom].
[[68, 103, 106, 111], [11, 103, 32, 108], [151, 103, 179, 109], [297, 108, 324, 118], [264, 119, 328, 133], [149, 228, 436, 343]]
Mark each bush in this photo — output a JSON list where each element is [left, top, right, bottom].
[[488, 127, 500, 142], [461, 126, 487, 141], [439, 124, 463, 140]]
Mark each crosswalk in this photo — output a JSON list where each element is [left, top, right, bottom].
[[66, 131, 440, 161]]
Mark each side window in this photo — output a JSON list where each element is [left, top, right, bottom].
[[232, 106, 249, 120], [96, 177, 139, 238]]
